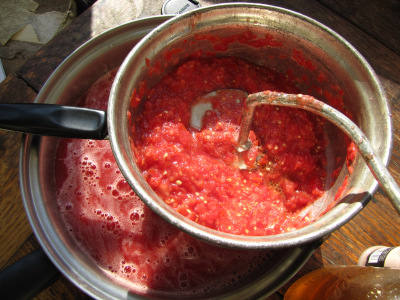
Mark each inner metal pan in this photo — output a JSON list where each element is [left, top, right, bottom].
[[109, 4, 391, 249]]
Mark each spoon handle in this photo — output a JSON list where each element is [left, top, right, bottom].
[[0, 248, 59, 299], [0, 103, 107, 139], [238, 91, 400, 215]]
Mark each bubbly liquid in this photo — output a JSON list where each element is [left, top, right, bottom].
[[55, 69, 279, 297]]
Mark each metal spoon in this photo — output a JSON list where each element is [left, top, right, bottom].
[[190, 89, 400, 215]]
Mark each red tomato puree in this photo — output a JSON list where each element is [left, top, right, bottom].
[[133, 56, 329, 235], [56, 69, 281, 296]]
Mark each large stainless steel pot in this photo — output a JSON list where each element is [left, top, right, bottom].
[[109, 3, 391, 249], [20, 14, 320, 300]]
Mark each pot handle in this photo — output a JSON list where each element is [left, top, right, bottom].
[[0, 248, 60, 299], [0, 103, 107, 139]]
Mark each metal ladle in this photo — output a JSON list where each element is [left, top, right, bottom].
[[192, 89, 400, 215]]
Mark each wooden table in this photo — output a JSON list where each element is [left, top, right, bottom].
[[1, 0, 399, 299]]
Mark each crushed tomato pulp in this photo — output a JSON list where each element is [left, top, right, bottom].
[[133, 56, 330, 235]]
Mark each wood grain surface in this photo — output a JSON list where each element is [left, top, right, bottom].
[[0, 0, 399, 299]]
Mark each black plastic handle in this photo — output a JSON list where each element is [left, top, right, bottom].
[[0, 248, 60, 300], [0, 103, 107, 139]]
